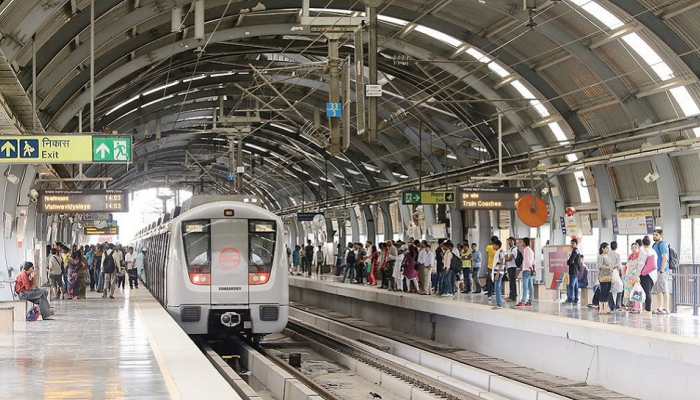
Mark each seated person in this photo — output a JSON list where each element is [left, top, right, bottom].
[[15, 262, 53, 320]]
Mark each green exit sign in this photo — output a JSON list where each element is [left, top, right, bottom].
[[402, 190, 455, 205], [93, 136, 133, 163]]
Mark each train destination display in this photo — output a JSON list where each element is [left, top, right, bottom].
[[39, 190, 129, 213], [461, 188, 529, 210]]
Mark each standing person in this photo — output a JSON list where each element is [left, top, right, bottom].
[[48, 248, 63, 300], [518, 238, 536, 307], [114, 245, 126, 290], [67, 251, 83, 300], [383, 240, 397, 289], [343, 243, 357, 283], [314, 245, 324, 276], [434, 239, 445, 295], [101, 244, 117, 299], [376, 243, 386, 285], [85, 246, 94, 292], [392, 241, 406, 291], [444, 241, 461, 297], [485, 236, 499, 299], [94, 245, 104, 292], [460, 242, 472, 294], [77, 251, 89, 299], [355, 243, 367, 284], [609, 241, 623, 310], [624, 241, 643, 309], [404, 244, 419, 293], [291, 245, 301, 275], [368, 245, 379, 285], [597, 243, 613, 314], [418, 241, 434, 295], [135, 248, 146, 282], [126, 247, 138, 289], [566, 238, 582, 304], [505, 238, 519, 302], [304, 240, 315, 277], [14, 262, 52, 320], [640, 236, 658, 315], [491, 240, 506, 308], [61, 245, 70, 297], [652, 230, 671, 314], [471, 243, 482, 294]]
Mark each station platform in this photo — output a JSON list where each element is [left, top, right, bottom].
[[289, 275, 700, 400], [0, 288, 238, 399]]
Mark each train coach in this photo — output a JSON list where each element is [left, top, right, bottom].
[[134, 196, 289, 340]]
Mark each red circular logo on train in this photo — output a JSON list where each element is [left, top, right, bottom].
[[218, 247, 241, 272]]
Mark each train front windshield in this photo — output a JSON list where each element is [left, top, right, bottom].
[[182, 219, 276, 290]]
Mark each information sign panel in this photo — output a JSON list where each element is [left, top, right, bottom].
[[402, 190, 455, 205], [297, 212, 323, 222], [39, 190, 129, 213], [460, 188, 527, 210], [84, 222, 119, 236], [0, 135, 132, 164], [326, 102, 343, 118], [365, 84, 383, 97], [612, 211, 655, 235]]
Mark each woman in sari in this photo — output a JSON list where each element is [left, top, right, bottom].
[[623, 241, 643, 309], [368, 245, 379, 285], [67, 251, 82, 299]]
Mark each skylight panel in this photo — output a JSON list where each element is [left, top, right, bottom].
[[141, 94, 174, 108], [670, 86, 700, 116], [244, 143, 269, 152], [183, 74, 207, 83], [377, 15, 409, 27], [211, 71, 235, 77], [574, 170, 591, 203], [487, 62, 510, 78], [548, 122, 569, 144], [106, 95, 140, 115], [143, 81, 180, 96], [566, 153, 578, 162], [531, 100, 550, 118], [621, 33, 674, 81], [510, 80, 535, 99], [414, 25, 463, 48], [392, 172, 409, 179], [446, 153, 458, 160], [465, 47, 491, 63], [308, 180, 319, 186], [693, 128, 700, 138], [571, 0, 624, 30], [309, 8, 353, 15], [363, 163, 381, 173], [346, 168, 361, 175], [270, 123, 296, 133]]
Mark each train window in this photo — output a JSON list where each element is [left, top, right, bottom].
[[182, 220, 211, 285], [248, 220, 276, 285]]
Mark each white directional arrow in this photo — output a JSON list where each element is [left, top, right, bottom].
[[1, 141, 16, 157], [96, 143, 110, 158]]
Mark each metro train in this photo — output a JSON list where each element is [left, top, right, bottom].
[[133, 196, 289, 340]]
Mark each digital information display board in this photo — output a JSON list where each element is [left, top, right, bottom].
[[402, 190, 456, 205], [461, 188, 529, 210], [39, 190, 129, 213], [84, 224, 119, 236]]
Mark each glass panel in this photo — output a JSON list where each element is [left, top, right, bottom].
[[249, 220, 276, 273], [681, 219, 692, 264], [182, 220, 210, 273]]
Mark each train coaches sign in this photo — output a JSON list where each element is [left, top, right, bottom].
[[39, 190, 129, 213], [460, 187, 529, 210]]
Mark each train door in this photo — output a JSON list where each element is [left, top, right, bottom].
[[210, 219, 249, 304]]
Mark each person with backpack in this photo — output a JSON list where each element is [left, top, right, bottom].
[[15, 262, 52, 320], [565, 238, 583, 304], [652, 229, 672, 314], [506, 237, 520, 302], [101, 244, 118, 299], [48, 248, 63, 300], [343, 243, 357, 283]]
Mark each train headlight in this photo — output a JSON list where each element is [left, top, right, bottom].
[[248, 272, 270, 285], [220, 312, 241, 328]]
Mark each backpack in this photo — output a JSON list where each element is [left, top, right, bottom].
[[26, 305, 41, 321], [515, 249, 523, 268], [103, 252, 116, 273], [668, 246, 679, 272]]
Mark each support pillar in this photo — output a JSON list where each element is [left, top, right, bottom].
[[477, 210, 492, 249], [380, 202, 393, 241], [424, 205, 436, 240], [654, 155, 681, 247], [338, 218, 347, 252], [592, 165, 616, 243], [449, 205, 464, 243], [362, 204, 376, 245], [349, 208, 360, 243]]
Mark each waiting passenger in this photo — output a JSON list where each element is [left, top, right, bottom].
[[135, 248, 146, 282], [381, 240, 397, 289], [491, 240, 506, 308], [610, 241, 624, 311], [404, 244, 419, 293], [368, 245, 379, 285], [597, 243, 613, 314], [292, 245, 301, 275], [343, 243, 356, 283], [652, 229, 671, 315], [418, 241, 434, 295], [639, 236, 658, 315], [392, 241, 406, 291], [518, 238, 535, 307], [14, 262, 53, 320], [101, 244, 118, 299], [623, 241, 643, 311], [126, 246, 138, 289], [505, 237, 519, 302], [485, 236, 499, 299], [460, 242, 472, 294], [565, 238, 583, 304], [115, 245, 126, 290], [304, 240, 314, 277], [470, 243, 482, 294], [48, 248, 63, 300]]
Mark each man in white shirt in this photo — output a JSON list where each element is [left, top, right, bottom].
[[418, 240, 434, 295], [125, 247, 138, 289], [491, 240, 506, 308]]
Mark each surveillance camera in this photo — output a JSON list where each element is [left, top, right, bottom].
[[644, 172, 660, 184], [578, 176, 585, 183], [28, 189, 39, 203]]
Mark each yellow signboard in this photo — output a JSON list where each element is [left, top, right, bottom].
[[0, 135, 93, 163]]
